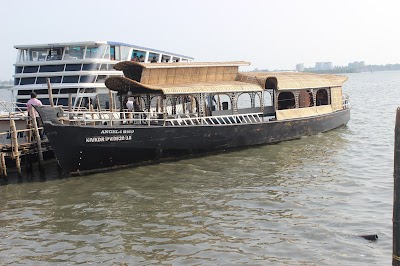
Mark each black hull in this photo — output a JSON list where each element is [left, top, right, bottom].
[[39, 108, 350, 175]]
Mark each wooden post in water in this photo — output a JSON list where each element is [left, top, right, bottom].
[[31, 111, 44, 172], [10, 118, 22, 177], [0, 152, 6, 178], [394, 107, 400, 265], [46, 78, 54, 107]]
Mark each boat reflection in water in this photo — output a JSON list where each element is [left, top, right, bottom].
[[36, 61, 350, 175]]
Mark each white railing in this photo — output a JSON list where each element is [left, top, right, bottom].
[[0, 101, 28, 114], [164, 113, 263, 126], [61, 110, 264, 127]]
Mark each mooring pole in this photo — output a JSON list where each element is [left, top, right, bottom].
[[46, 78, 54, 107], [393, 107, 400, 265]]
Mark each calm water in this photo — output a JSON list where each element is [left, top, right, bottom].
[[0, 71, 399, 265]]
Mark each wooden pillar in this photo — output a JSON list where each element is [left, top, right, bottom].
[[394, 107, 400, 265], [68, 94, 73, 112], [46, 78, 54, 107], [31, 111, 44, 172], [0, 152, 6, 178], [109, 90, 114, 112], [10, 118, 22, 177]]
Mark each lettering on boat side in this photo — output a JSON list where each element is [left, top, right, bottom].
[[100, 129, 135, 134], [85, 135, 132, 143]]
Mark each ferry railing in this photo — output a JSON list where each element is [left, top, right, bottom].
[[0, 101, 28, 114]]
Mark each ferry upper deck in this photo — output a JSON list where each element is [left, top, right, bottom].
[[12, 41, 194, 107]]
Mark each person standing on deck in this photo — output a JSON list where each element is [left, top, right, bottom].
[[26, 92, 42, 117]]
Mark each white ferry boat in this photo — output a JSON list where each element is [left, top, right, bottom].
[[12, 41, 194, 108]]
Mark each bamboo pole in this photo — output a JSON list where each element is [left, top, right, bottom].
[[68, 94, 73, 112], [10, 118, 22, 177], [109, 90, 114, 112], [46, 78, 54, 107], [0, 152, 6, 178], [31, 111, 44, 172], [394, 108, 400, 265]]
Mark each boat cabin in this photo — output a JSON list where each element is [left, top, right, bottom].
[[97, 61, 349, 126]]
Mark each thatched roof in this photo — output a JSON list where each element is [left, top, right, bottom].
[[237, 72, 348, 90], [105, 76, 262, 95]]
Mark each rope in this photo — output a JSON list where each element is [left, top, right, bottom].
[[393, 254, 400, 261]]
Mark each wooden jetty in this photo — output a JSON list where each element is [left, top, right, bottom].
[[0, 101, 52, 179]]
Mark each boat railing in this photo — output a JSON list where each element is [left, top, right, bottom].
[[342, 94, 350, 109], [0, 101, 28, 115], [163, 113, 263, 126], [61, 109, 264, 127]]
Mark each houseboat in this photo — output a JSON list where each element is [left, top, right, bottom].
[[36, 61, 350, 175], [12, 41, 193, 108]]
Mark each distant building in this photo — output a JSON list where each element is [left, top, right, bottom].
[[315, 62, 333, 71], [348, 61, 365, 69], [296, 63, 305, 72]]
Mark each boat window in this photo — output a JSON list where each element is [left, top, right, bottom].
[[65, 46, 85, 59], [23, 66, 39, 73], [15, 66, 23, 73], [299, 90, 314, 108], [17, 90, 31, 95], [237, 93, 252, 109], [65, 64, 82, 71], [161, 55, 171, 62], [96, 75, 107, 83], [316, 89, 329, 106], [14, 78, 20, 85], [60, 88, 79, 94], [110, 46, 120, 60], [277, 91, 295, 110], [36, 77, 47, 84], [99, 63, 108, 71], [48, 48, 63, 60], [149, 53, 160, 63], [131, 50, 146, 62], [49, 76, 62, 83], [29, 49, 48, 61], [82, 64, 100, 71], [85, 46, 101, 59], [80, 75, 96, 83], [63, 76, 80, 83], [108, 64, 116, 71], [172, 57, 181, 62], [17, 49, 29, 62], [20, 77, 36, 85], [120, 46, 131, 60], [39, 65, 65, 72]]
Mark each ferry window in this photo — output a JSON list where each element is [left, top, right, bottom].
[[34, 89, 52, 95], [108, 64, 116, 71], [96, 75, 107, 83], [14, 78, 20, 85], [48, 48, 63, 60], [60, 88, 79, 94], [23, 66, 39, 73], [20, 77, 36, 85], [161, 55, 171, 62], [65, 64, 82, 71], [66, 46, 84, 59], [30, 49, 48, 61], [82, 64, 100, 71], [39, 65, 64, 72], [237, 93, 252, 109], [277, 92, 295, 110], [120, 46, 130, 60], [63, 76, 79, 83], [85, 46, 100, 59], [15, 66, 23, 73], [80, 75, 96, 83], [99, 64, 108, 71], [299, 90, 314, 108], [36, 77, 47, 84], [172, 57, 180, 62], [316, 89, 329, 106], [110, 46, 116, 60], [17, 90, 32, 95], [50, 76, 62, 83], [131, 50, 145, 61], [149, 53, 160, 63]]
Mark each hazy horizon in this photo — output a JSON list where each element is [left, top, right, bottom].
[[0, 0, 399, 80]]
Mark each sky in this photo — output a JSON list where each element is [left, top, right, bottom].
[[0, 0, 399, 80]]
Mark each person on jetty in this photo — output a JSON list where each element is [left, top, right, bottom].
[[26, 92, 42, 117]]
